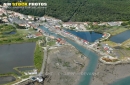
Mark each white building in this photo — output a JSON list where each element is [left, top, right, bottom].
[[24, 69, 38, 75], [63, 23, 78, 29], [40, 17, 45, 21], [28, 15, 34, 20], [108, 22, 122, 26]]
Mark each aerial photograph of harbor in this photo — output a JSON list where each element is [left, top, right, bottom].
[[0, 0, 130, 85]]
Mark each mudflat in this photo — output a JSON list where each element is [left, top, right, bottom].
[[44, 45, 89, 85], [91, 62, 130, 85]]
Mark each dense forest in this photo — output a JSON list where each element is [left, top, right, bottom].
[[1, 0, 130, 22]]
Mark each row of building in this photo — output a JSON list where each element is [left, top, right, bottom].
[[55, 27, 90, 46], [62, 21, 123, 31]]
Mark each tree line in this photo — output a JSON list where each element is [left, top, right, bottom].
[[1, 0, 130, 22]]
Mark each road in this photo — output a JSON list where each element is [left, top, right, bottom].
[[12, 47, 47, 85]]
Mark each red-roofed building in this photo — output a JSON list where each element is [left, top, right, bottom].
[[56, 38, 62, 42], [35, 32, 43, 37]]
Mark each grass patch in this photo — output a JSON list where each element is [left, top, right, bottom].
[[102, 41, 117, 47], [105, 26, 129, 36], [0, 24, 16, 34], [47, 40, 56, 46], [110, 28, 128, 36], [34, 42, 43, 72], [122, 39, 130, 48]]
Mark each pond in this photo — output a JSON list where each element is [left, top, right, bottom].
[[110, 30, 130, 43], [18, 67, 35, 72], [0, 76, 16, 85], [3, 31, 16, 35], [0, 42, 36, 74], [65, 30, 103, 42]]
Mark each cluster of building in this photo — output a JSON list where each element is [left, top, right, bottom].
[[26, 33, 37, 39], [0, 6, 39, 29], [62, 21, 123, 32], [62, 22, 87, 31], [102, 44, 113, 54], [24, 69, 38, 75], [8, 11, 35, 21], [89, 40, 99, 48], [95, 21, 122, 26], [55, 27, 90, 45], [102, 33, 107, 38], [56, 38, 66, 45], [26, 32, 43, 39], [43, 16, 62, 24], [30, 76, 43, 83], [0, 7, 8, 22], [53, 25, 119, 64]]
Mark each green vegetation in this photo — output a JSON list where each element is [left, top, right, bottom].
[[0, 24, 43, 84], [0, 32, 41, 44], [0, 66, 35, 85], [102, 41, 117, 47], [57, 58, 62, 63], [14, 23, 26, 29], [0, 73, 19, 85], [121, 21, 130, 26], [0, 24, 16, 34], [126, 48, 130, 50], [0, 25, 45, 72], [0, 66, 34, 79], [0, 24, 41, 44], [34, 42, 43, 72], [0, 73, 16, 76], [122, 39, 130, 48], [20, 75, 30, 79], [70, 27, 76, 30], [47, 40, 56, 46], [13, 66, 34, 76], [0, 19, 4, 23], [63, 62, 70, 67], [88, 24, 130, 36], [55, 58, 70, 67], [1, 0, 130, 22], [87, 24, 107, 33]]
